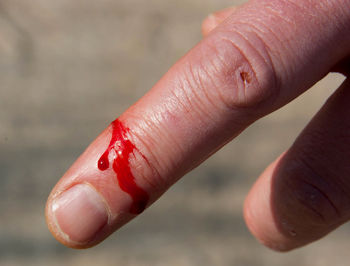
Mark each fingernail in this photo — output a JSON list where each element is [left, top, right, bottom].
[[52, 184, 108, 244]]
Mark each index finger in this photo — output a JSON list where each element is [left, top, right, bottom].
[[46, 0, 350, 248]]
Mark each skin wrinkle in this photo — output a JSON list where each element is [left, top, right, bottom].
[[297, 157, 341, 219], [131, 149, 161, 191], [225, 28, 278, 91], [170, 74, 195, 118], [198, 50, 243, 122], [299, 0, 350, 24], [294, 134, 350, 218], [247, 1, 350, 101], [250, 4, 297, 35], [175, 70, 209, 126], [180, 62, 219, 126], [218, 37, 257, 103], [314, 1, 341, 24], [294, 181, 327, 223], [194, 45, 227, 114], [294, 128, 350, 204], [247, 14, 302, 90], [207, 17, 281, 111], [293, 147, 350, 219], [150, 105, 185, 157], [193, 64, 224, 119], [165, 71, 222, 161], [126, 115, 169, 188], [155, 103, 190, 160], [138, 116, 174, 172], [254, 3, 307, 63], [199, 60, 226, 113], [278, 0, 312, 19], [186, 59, 216, 118], [282, 0, 350, 61], [229, 20, 290, 90], [169, 74, 223, 159], [201, 39, 242, 112], [230, 21, 282, 75], [264, 2, 298, 27], [161, 65, 242, 178], [106, 120, 161, 192], [170, 57, 250, 163], [218, 35, 273, 108]]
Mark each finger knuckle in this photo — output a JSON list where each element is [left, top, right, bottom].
[[202, 28, 280, 112]]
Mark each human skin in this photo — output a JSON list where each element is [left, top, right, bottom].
[[46, 0, 350, 251]]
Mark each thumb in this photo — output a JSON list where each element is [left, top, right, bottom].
[[46, 0, 350, 248]]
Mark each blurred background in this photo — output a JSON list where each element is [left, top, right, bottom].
[[0, 0, 348, 265]]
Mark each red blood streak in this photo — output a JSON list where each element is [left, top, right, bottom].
[[97, 119, 149, 214]]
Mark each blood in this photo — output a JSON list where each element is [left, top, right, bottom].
[[97, 119, 149, 214]]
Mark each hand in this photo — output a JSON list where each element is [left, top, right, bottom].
[[45, 0, 350, 251]]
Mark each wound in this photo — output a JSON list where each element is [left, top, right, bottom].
[[97, 119, 149, 214], [240, 71, 251, 84]]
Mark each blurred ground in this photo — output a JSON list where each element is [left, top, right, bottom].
[[0, 0, 349, 265]]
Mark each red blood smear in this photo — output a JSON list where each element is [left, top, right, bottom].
[[97, 119, 149, 214]]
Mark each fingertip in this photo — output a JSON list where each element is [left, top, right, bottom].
[[45, 123, 140, 249], [46, 183, 111, 249], [243, 154, 298, 252], [46, 118, 168, 248]]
